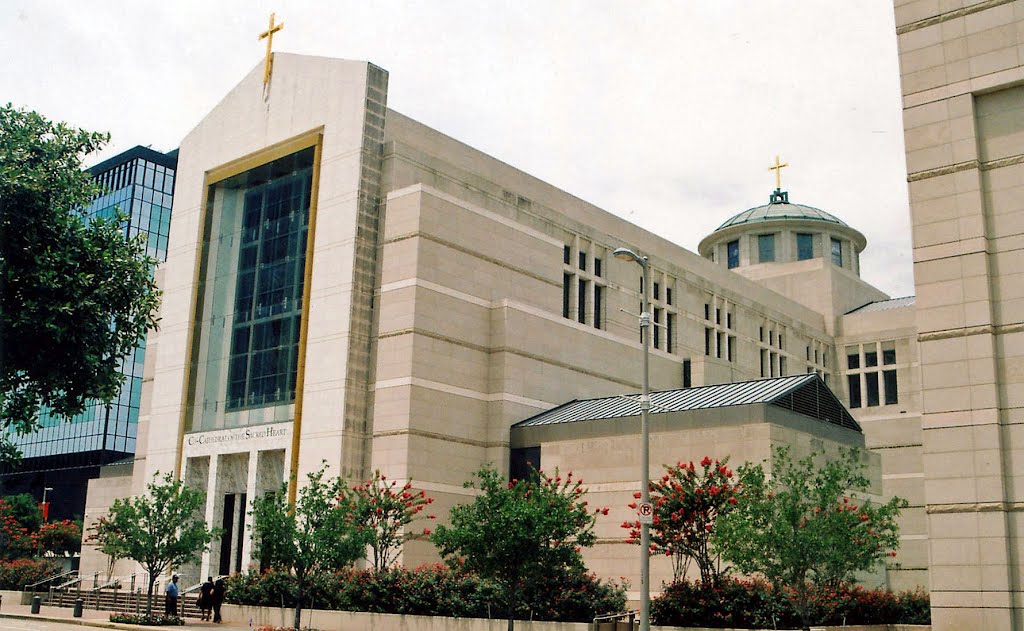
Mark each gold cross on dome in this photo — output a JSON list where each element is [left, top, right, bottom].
[[258, 12, 284, 86], [769, 154, 789, 190]]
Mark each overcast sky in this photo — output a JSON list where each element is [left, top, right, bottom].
[[2, 0, 915, 297]]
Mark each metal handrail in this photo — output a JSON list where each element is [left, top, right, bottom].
[[593, 609, 640, 625], [54, 576, 82, 591], [91, 577, 123, 591], [24, 569, 77, 593]]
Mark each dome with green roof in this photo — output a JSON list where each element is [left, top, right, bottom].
[[716, 200, 849, 231], [698, 187, 866, 277]]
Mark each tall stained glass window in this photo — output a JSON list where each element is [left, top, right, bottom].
[[226, 170, 311, 410]]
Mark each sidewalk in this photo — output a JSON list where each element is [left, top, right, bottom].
[[0, 597, 251, 630]]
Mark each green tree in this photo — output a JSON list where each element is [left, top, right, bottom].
[[623, 456, 738, 584], [0, 104, 160, 452], [90, 473, 218, 618], [431, 466, 603, 631], [0, 493, 42, 533], [250, 466, 369, 631], [714, 447, 907, 630], [342, 470, 436, 571]]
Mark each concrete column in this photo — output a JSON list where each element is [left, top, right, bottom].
[[239, 449, 259, 571], [200, 454, 219, 580]]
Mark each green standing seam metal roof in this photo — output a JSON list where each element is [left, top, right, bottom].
[[716, 201, 849, 231], [513, 374, 861, 432]]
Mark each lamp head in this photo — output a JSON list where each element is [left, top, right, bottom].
[[613, 247, 641, 264], [44, 487, 53, 491]]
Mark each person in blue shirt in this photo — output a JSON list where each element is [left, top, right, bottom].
[[164, 574, 180, 616]]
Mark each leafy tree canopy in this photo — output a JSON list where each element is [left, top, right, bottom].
[[714, 447, 907, 630], [431, 465, 603, 631], [0, 104, 161, 444], [251, 465, 369, 631], [91, 472, 218, 617]]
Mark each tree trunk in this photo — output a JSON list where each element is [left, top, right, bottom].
[[506, 584, 517, 631], [146, 576, 155, 619], [294, 578, 303, 631]]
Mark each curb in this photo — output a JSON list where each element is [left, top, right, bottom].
[[0, 611, 231, 630]]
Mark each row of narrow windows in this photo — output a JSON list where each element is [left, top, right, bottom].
[[727, 234, 844, 269]]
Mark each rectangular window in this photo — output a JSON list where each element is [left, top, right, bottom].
[[727, 312, 733, 329], [594, 258, 602, 278], [770, 352, 776, 377], [797, 233, 814, 260], [716, 308, 721, 325], [761, 349, 767, 377], [758, 234, 776, 263], [704, 303, 710, 320], [780, 356, 787, 375], [578, 251, 586, 271], [760, 326, 765, 342], [683, 359, 691, 388], [770, 330, 775, 345], [865, 350, 878, 368], [705, 328, 712, 356], [717, 332, 724, 359], [728, 336, 736, 362], [865, 372, 880, 406], [225, 153, 313, 411], [593, 285, 603, 329], [653, 282, 660, 301], [883, 342, 896, 365], [847, 347, 860, 369], [666, 288, 672, 305], [563, 245, 571, 265], [562, 273, 571, 319], [653, 309, 662, 349], [814, 349, 819, 363], [778, 334, 784, 349], [831, 237, 843, 267], [806, 346, 811, 360], [848, 375, 862, 408], [884, 369, 898, 405], [666, 313, 674, 354], [727, 240, 740, 269], [578, 279, 587, 324]]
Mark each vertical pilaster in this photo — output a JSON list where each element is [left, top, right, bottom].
[[200, 454, 219, 580]]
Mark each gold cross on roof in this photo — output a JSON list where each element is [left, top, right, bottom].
[[769, 155, 789, 190], [258, 12, 284, 86]]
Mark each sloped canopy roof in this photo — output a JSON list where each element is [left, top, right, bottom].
[[514, 374, 860, 432], [846, 296, 916, 314]]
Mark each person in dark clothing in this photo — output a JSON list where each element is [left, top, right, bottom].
[[198, 576, 215, 621], [212, 578, 226, 624]]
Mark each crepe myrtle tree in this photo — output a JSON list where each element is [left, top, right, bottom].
[[0, 104, 160, 461], [250, 465, 370, 631], [91, 473, 219, 618], [623, 456, 738, 584], [341, 470, 436, 571], [431, 465, 607, 631], [714, 447, 907, 631]]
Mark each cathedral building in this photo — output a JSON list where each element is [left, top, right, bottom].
[[80, 52, 924, 596]]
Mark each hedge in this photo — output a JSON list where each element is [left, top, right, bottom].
[[651, 578, 930, 628], [225, 564, 626, 623], [0, 558, 62, 590]]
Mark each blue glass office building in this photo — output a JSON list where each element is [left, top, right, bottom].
[[0, 146, 177, 520]]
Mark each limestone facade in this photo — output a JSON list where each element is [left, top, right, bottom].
[[893, 0, 1024, 628], [82, 52, 926, 594]]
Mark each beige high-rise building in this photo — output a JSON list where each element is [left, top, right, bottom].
[[893, 0, 1024, 628], [79, 51, 927, 598]]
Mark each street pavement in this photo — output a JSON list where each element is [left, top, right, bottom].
[[0, 599, 252, 630]]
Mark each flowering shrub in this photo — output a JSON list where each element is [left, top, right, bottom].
[[623, 456, 737, 583], [0, 558, 61, 589], [32, 519, 82, 556], [108, 613, 184, 626], [225, 563, 625, 623], [341, 470, 435, 571], [651, 578, 930, 628], [0, 498, 33, 560]]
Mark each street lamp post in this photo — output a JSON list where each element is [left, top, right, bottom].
[[41, 487, 54, 523], [613, 247, 651, 631]]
